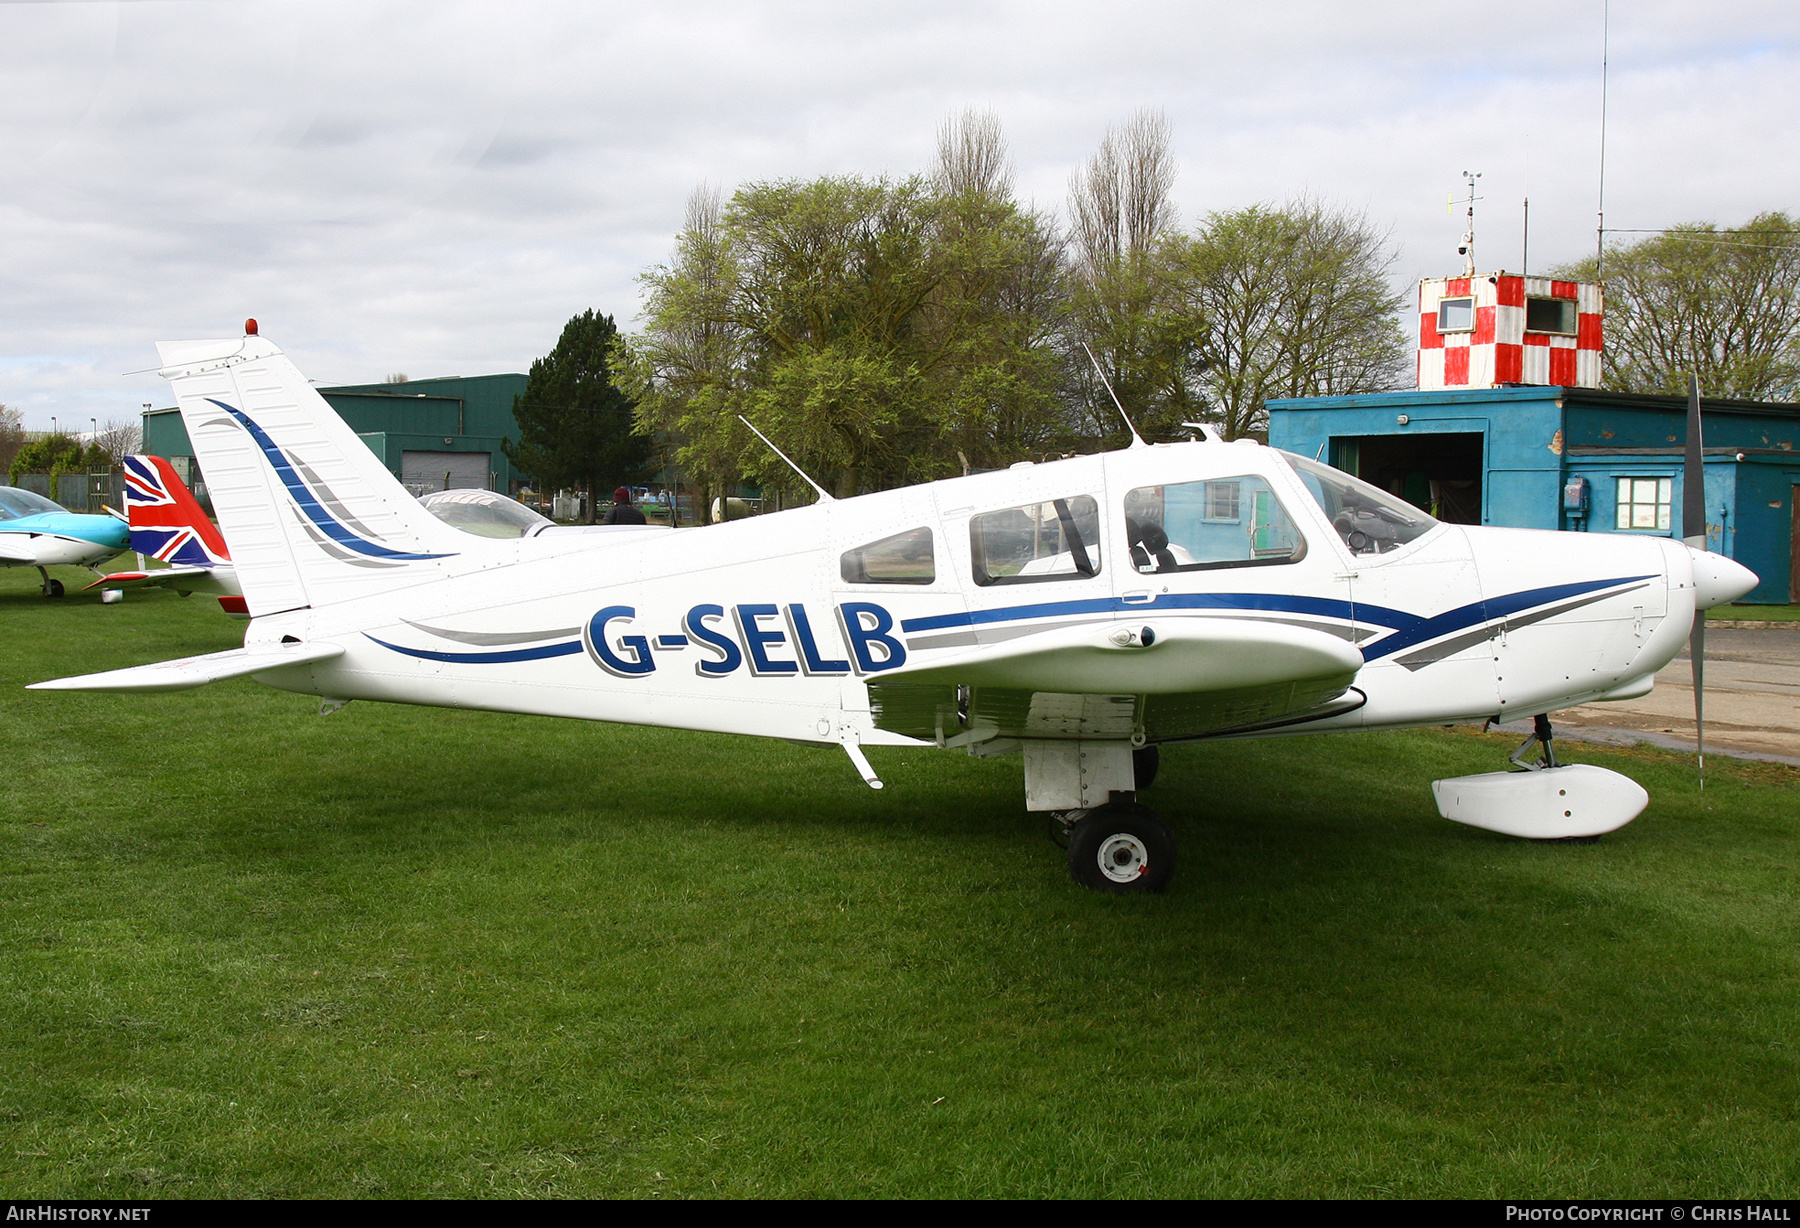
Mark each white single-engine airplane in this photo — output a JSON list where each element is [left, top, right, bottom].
[[31, 329, 1758, 892]]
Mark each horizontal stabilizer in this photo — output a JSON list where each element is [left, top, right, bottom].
[[28, 640, 343, 693], [85, 566, 215, 591]]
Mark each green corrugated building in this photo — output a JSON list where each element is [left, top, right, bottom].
[[141, 373, 530, 495]]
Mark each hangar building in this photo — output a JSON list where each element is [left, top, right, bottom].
[[143, 372, 529, 496]]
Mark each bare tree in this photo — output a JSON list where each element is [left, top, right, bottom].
[[1064, 111, 1191, 442], [935, 109, 1014, 200], [91, 417, 143, 468], [1068, 110, 1177, 273]]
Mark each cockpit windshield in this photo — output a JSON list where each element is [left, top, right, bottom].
[[0, 486, 62, 521], [417, 488, 554, 538], [1279, 452, 1438, 555]]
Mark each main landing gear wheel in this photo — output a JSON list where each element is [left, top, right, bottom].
[[1066, 804, 1175, 894], [40, 572, 64, 598]]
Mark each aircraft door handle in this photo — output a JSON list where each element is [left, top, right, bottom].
[[1121, 590, 1153, 604]]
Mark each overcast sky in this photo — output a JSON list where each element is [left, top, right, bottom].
[[2, 0, 1796, 430]]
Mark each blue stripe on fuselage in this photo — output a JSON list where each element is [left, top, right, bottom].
[[901, 576, 1655, 661]]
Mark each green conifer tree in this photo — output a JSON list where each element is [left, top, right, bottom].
[[503, 311, 647, 523]]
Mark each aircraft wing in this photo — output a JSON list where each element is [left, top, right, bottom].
[[868, 617, 1366, 745], [0, 536, 38, 563], [879, 617, 1361, 694], [27, 641, 343, 694]]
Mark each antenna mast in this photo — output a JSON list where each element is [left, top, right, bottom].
[[736, 415, 834, 504], [1459, 171, 1483, 277], [1596, 0, 1610, 273], [1080, 342, 1147, 447], [1522, 131, 1531, 276]]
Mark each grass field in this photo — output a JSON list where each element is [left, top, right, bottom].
[[4, 560, 1800, 1198], [1713, 604, 1800, 622]]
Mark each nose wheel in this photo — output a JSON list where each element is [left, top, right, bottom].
[[1059, 803, 1175, 894]]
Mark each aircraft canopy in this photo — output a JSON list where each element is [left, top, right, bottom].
[[417, 488, 553, 539], [0, 486, 63, 521]]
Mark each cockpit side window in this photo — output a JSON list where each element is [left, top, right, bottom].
[[1281, 452, 1439, 555], [970, 495, 1102, 586], [1122, 476, 1307, 573], [841, 526, 935, 585]]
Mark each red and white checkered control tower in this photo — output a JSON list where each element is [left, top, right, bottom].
[[1417, 274, 1603, 390]]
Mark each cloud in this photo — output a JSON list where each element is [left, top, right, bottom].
[[0, 0, 1795, 427]]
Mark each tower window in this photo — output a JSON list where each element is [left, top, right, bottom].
[[1526, 297, 1577, 335], [1438, 297, 1475, 333]]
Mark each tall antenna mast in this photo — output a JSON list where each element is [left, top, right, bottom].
[[1522, 131, 1531, 276], [1459, 171, 1483, 277], [1596, 0, 1610, 273]]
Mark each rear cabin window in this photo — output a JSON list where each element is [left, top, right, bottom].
[[840, 526, 935, 584], [970, 496, 1102, 586], [1123, 477, 1307, 573], [1438, 297, 1475, 333]]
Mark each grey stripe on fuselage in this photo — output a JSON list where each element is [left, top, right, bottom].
[[405, 619, 584, 647]]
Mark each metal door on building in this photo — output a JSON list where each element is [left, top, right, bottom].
[[401, 451, 490, 494], [1791, 484, 1798, 604]]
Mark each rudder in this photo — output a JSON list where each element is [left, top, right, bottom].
[[156, 333, 480, 616]]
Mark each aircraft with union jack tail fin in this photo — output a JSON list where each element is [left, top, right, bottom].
[[28, 325, 1759, 893], [88, 455, 246, 615]]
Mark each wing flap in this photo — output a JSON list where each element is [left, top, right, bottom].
[[28, 641, 343, 693]]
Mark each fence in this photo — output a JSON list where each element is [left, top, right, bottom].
[[11, 471, 121, 513]]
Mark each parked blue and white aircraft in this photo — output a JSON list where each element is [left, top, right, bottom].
[[0, 484, 130, 596], [30, 329, 1758, 891]]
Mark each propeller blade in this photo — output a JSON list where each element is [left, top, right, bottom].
[[1683, 373, 1706, 786]]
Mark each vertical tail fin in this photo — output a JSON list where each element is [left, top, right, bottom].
[[121, 455, 231, 567], [155, 334, 480, 616]]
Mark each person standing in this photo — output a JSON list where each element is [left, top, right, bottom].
[[601, 486, 646, 525]]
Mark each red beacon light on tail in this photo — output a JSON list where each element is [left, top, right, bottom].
[[245, 318, 258, 336]]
